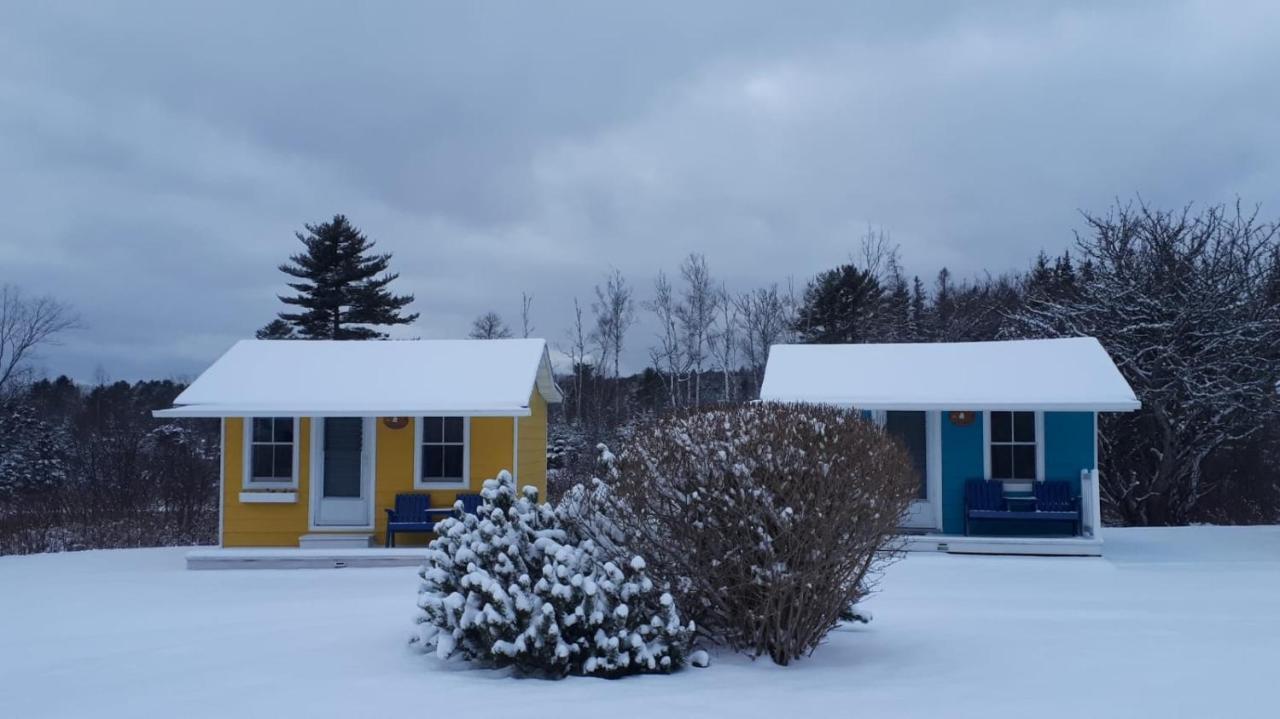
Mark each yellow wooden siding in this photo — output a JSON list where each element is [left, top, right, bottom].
[[517, 391, 548, 501], [222, 417, 311, 547], [372, 416, 515, 546], [220, 411, 536, 547]]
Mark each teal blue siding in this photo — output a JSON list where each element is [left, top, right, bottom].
[[1043, 411, 1096, 494], [940, 410, 984, 534], [939, 410, 1096, 535]]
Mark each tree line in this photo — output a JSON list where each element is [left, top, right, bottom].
[[2, 199, 1278, 556], [550, 202, 1280, 526]]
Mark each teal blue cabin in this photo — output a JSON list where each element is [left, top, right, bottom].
[[759, 337, 1140, 556]]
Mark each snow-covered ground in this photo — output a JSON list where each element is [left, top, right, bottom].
[[3, 527, 1278, 719]]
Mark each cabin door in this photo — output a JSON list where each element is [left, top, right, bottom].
[[878, 410, 941, 530], [312, 417, 374, 528]]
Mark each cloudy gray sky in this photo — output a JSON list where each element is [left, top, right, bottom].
[[2, 1, 1278, 382]]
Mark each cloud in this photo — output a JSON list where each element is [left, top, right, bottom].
[[1, 0, 1278, 380]]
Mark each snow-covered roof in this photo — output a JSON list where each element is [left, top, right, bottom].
[[759, 337, 1140, 411], [154, 338, 562, 418]]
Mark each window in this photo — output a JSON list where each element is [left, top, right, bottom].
[[246, 417, 297, 487], [417, 416, 468, 487], [989, 411, 1038, 481]]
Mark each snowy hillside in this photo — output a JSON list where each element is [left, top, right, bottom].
[[3, 527, 1278, 719]]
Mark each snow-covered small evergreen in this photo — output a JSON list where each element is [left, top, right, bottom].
[[414, 470, 692, 678], [0, 401, 69, 499]]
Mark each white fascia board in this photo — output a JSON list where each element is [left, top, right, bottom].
[[153, 405, 533, 419], [759, 398, 1141, 412]]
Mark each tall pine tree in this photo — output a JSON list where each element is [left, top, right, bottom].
[[792, 263, 883, 344], [263, 215, 418, 339]]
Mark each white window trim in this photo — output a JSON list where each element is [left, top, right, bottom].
[[413, 416, 471, 489], [242, 417, 300, 490], [982, 410, 1045, 491]]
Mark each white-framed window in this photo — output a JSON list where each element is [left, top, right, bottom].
[[987, 411, 1042, 483], [414, 416, 469, 488], [244, 417, 299, 489]]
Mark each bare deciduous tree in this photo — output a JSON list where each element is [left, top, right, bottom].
[[710, 282, 738, 402], [1012, 201, 1280, 524], [644, 271, 687, 408], [562, 297, 591, 424], [468, 311, 513, 339], [676, 253, 718, 406], [0, 286, 78, 395], [520, 292, 534, 338], [591, 269, 635, 421], [735, 284, 793, 396]]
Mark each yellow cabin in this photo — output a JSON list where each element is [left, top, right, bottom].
[[154, 338, 561, 554]]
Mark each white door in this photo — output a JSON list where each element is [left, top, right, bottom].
[[879, 410, 941, 530], [312, 417, 374, 528]]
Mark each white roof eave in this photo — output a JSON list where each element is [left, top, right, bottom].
[[758, 398, 1141, 412], [153, 405, 533, 419]]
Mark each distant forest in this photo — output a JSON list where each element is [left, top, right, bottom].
[[3, 200, 1279, 554]]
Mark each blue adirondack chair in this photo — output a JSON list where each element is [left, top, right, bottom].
[[385, 493, 434, 548], [1033, 480, 1083, 535], [964, 479, 1083, 536], [455, 493, 483, 516], [963, 479, 1007, 535]]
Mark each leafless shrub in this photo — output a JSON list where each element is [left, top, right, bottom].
[[584, 403, 916, 665]]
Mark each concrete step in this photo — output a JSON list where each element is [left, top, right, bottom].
[[298, 533, 374, 549]]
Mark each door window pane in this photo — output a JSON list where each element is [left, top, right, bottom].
[[323, 418, 363, 498], [884, 411, 927, 499]]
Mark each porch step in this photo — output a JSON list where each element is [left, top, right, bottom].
[[298, 533, 374, 549], [902, 534, 1103, 557], [186, 547, 427, 570]]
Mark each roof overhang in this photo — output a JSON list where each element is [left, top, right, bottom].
[[151, 338, 562, 420], [758, 337, 1142, 413], [153, 404, 533, 419], [759, 398, 1141, 412]]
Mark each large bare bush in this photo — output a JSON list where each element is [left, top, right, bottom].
[[580, 403, 916, 665]]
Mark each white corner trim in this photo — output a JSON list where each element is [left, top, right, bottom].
[[512, 414, 519, 485], [239, 491, 298, 504], [412, 416, 471, 490], [218, 418, 226, 548]]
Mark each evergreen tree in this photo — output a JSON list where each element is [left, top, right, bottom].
[[254, 319, 297, 339], [933, 268, 954, 339], [792, 263, 883, 344], [415, 471, 691, 677], [909, 275, 927, 340], [269, 215, 417, 339], [878, 257, 912, 342]]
